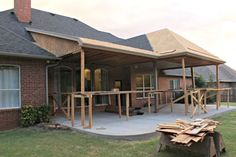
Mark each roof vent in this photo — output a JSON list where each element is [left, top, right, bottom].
[[73, 18, 78, 21], [50, 13, 55, 16]]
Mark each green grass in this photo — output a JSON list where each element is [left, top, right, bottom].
[[221, 102, 236, 106], [1, 111, 236, 157]]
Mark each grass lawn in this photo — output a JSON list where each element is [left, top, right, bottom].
[[221, 102, 236, 106], [1, 111, 236, 157]]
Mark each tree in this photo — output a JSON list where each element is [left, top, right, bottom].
[[195, 75, 207, 88]]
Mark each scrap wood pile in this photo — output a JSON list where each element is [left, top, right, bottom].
[[156, 119, 220, 147]]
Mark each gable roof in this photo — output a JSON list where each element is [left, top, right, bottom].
[[0, 25, 57, 59], [164, 64, 236, 83]]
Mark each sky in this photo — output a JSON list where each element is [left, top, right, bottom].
[[0, 0, 236, 69]]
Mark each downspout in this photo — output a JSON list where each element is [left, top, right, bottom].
[[46, 62, 60, 105]]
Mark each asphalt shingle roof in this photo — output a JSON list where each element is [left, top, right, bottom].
[[0, 25, 56, 59], [0, 9, 123, 43], [164, 64, 236, 83]]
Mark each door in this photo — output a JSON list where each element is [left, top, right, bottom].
[[54, 66, 72, 107]]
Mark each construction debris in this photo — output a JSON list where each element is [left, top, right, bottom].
[[156, 119, 220, 146]]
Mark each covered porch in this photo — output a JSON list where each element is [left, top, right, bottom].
[[39, 31, 229, 131]]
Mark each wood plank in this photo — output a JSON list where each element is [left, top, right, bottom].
[[171, 134, 194, 144], [188, 123, 208, 135], [156, 128, 181, 134]]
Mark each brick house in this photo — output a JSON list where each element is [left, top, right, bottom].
[[0, 0, 226, 130], [164, 64, 236, 102]]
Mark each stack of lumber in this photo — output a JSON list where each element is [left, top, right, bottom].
[[156, 119, 220, 146]]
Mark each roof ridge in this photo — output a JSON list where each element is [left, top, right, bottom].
[[167, 29, 189, 52]]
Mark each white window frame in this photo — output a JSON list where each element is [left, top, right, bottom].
[[0, 64, 21, 110], [170, 79, 180, 90], [136, 74, 154, 99]]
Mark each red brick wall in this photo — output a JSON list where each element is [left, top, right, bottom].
[[0, 57, 47, 130]]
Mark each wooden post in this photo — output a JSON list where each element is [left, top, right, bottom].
[[80, 49, 85, 126], [204, 91, 207, 113], [170, 92, 173, 112], [227, 89, 230, 108], [71, 93, 75, 127], [118, 94, 122, 118], [88, 94, 93, 129], [108, 95, 112, 105], [148, 93, 151, 113], [190, 91, 193, 113], [153, 62, 159, 112], [216, 64, 220, 110], [67, 95, 71, 121], [197, 90, 201, 115], [165, 92, 168, 105], [53, 98, 56, 115], [126, 93, 130, 120], [191, 67, 196, 89], [182, 58, 188, 115]]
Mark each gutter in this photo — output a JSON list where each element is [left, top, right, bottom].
[[0, 51, 59, 60]]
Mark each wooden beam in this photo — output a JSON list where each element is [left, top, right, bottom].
[[126, 93, 130, 120], [153, 62, 159, 112], [190, 67, 196, 89], [71, 93, 75, 127], [81, 49, 85, 127], [118, 94, 122, 118], [182, 58, 188, 115], [88, 94, 93, 129], [216, 64, 220, 110]]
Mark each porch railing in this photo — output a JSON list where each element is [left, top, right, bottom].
[[49, 88, 231, 129]]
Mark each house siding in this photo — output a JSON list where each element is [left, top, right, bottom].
[[0, 57, 47, 130]]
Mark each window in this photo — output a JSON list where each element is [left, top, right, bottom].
[[170, 79, 180, 90], [136, 74, 154, 98], [0, 65, 20, 109], [76, 68, 92, 92]]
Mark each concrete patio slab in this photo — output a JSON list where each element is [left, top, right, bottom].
[[53, 104, 236, 137]]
